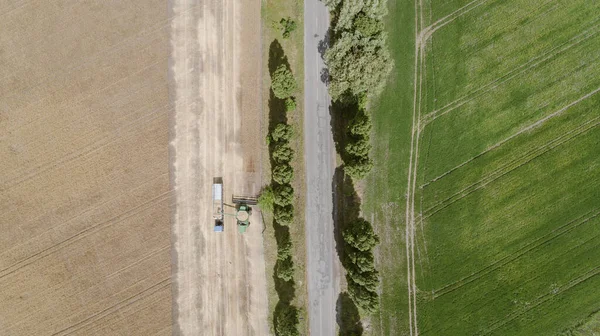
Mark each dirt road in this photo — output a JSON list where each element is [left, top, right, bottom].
[[170, 0, 269, 335]]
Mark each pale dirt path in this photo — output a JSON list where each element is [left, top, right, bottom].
[[170, 0, 268, 335], [405, 0, 428, 334]]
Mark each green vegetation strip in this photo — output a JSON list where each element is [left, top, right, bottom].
[[260, 42, 301, 336], [321, 0, 397, 332], [260, 2, 306, 334]]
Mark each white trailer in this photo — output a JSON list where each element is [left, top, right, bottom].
[[212, 178, 224, 232]]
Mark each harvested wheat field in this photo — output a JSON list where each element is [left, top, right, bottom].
[[170, 0, 269, 335], [0, 1, 173, 335]]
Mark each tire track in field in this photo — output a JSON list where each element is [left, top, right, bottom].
[[432, 208, 600, 299], [421, 0, 493, 42], [421, 23, 600, 126], [51, 278, 172, 336], [479, 263, 600, 335], [105, 244, 170, 279], [405, 0, 427, 333], [0, 20, 175, 139], [1, 103, 169, 192], [420, 86, 600, 191], [419, 116, 600, 220], [0, 172, 168, 268], [0, 191, 173, 280]]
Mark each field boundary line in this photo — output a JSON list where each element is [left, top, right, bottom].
[[421, 23, 600, 126], [405, 0, 428, 333], [419, 117, 600, 219], [420, 87, 600, 191], [432, 208, 600, 299], [405, 0, 421, 333]]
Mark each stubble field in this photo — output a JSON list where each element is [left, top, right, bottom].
[[0, 2, 172, 335], [367, 0, 600, 335]]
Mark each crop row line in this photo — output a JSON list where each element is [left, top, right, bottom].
[[52, 277, 172, 336], [419, 116, 600, 220], [421, 22, 600, 127], [0, 190, 174, 280], [421, 85, 600, 191], [432, 208, 600, 299], [1, 103, 170, 192], [0, 15, 177, 140], [479, 264, 600, 335], [406, 2, 501, 334]]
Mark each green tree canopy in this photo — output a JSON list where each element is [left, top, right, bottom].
[[354, 12, 384, 36], [346, 266, 379, 292], [343, 218, 379, 251], [271, 123, 294, 143], [258, 186, 274, 213], [274, 304, 300, 336], [325, 31, 392, 99], [345, 248, 376, 273], [345, 138, 371, 158], [273, 184, 294, 207], [271, 64, 297, 99], [273, 164, 294, 185], [344, 156, 373, 180], [348, 279, 379, 313], [277, 233, 293, 260], [285, 97, 297, 112], [349, 110, 372, 136], [274, 204, 294, 225], [272, 143, 294, 163], [276, 255, 295, 281]]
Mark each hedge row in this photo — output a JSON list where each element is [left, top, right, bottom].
[[344, 101, 373, 180], [342, 218, 380, 313], [323, 0, 392, 315], [263, 49, 300, 336]]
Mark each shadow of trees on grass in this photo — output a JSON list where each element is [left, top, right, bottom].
[[337, 292, 364, 335], [332, 167, 364, 335]]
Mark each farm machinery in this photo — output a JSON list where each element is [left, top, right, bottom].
[[212, 177, 258, 233]]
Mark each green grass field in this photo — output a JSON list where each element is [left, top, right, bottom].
[[362, 0, 415, 334], [367, 0, 600, 335], [260, 0, 307, 334]]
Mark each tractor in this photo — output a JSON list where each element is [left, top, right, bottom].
[[231, 196, 258, 233], [212, 177, 257, 233]]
